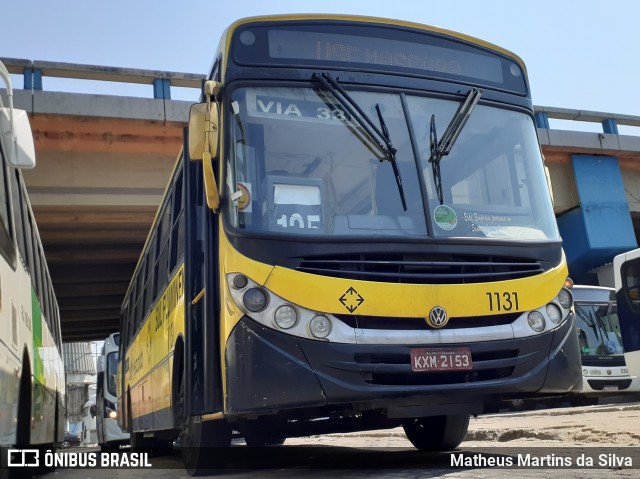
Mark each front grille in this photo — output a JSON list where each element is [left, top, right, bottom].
[[368, 367, 514, 386], [296, 253, 543, 284], [587, 379, 632, 391], [581, 356, 626, 367], [334, 312, 521, 330]]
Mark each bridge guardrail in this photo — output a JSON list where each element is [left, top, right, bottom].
[[1, 57, 639, 137], [0, 57, 205, 100]]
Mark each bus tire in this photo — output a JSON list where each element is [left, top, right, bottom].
[[36, 397, 59, 475], [243, 428, 286, 447], [5, 353, 33, 479], [402, 414, 470, 451], [16, 352, 31, 447], [100, 443, 118, 453], [172, 339, 185, 429], [130, 432, 153, 453], [181, 418, 231, 475]]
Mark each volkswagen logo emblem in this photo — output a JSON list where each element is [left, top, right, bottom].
[[427, 306, 449, 328]]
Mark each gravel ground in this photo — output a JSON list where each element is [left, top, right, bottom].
[[285, 399, 640, 448]]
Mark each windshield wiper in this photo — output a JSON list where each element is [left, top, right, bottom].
[[428, 88, 482, 205], [312, 72, 407, 211]]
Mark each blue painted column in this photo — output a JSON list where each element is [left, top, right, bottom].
[[535, 111, 550, 129], [153, 79, 171, 99], [557, 155, 636, 282], [24, 68, 43, 90], [602, 118, 619, 134]]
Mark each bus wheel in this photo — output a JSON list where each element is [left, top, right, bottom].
[[243, 428, 285, 447], [181, 417, 231, 475], [402, 414, 470, 451], [172, 342, 185, 429], [131, 432, 153, 453]]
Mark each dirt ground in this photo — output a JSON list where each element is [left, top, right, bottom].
[[286, 398, 640, 448]]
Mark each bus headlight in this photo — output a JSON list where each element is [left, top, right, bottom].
[[243, 288, 268, 312], [232, 274, 249, 289], [546, 303, 562, 324], [557, 288, 573, 309], [274, 305, 298, 329], [106, 407, 117, 420], [310, 315, 332, 338], [227, 273, 345, 342], [527, 311, 546, 332]]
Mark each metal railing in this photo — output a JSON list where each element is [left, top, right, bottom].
[[0, 57, 205, 99], [2, 57, 639, 134]]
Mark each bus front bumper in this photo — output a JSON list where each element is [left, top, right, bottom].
[[225, 313, 582, 417]]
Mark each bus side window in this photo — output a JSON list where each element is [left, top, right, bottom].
[[169, 171, 184, 272], [0, 144, 15, 266], [623, 261, 640, 312], [10, 171, 25, 263]]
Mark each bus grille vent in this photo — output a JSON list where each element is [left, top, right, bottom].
[[334, 313, 520, 330], [296, 253, 544, 284]]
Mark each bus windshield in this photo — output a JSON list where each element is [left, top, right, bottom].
[[225, 85, 559, 241], [106, 351, 118, 397], [575, 302, 625, 356]]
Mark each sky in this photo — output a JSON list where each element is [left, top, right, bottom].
[[2, 0, 639, 130]]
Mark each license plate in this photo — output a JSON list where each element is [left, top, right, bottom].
[[603, 385, 619, 392], [410, 347, 473, 372]]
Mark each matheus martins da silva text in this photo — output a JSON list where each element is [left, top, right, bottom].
[[451, 452, 633, 468]]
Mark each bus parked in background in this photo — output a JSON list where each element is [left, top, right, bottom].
[[96, 333, 129, 451], [118, 15, 581, 474], [0, 60, 66, 475], [573, 285, 639, 394], [612, 249, 640, 395]]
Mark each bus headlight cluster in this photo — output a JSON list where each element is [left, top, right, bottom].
[[310, 315, 331, 338], [527, 311, 545, 332], [242, 287, 269, 312], [546, 303, 562, 324], [274, 305, 298, 329], [557, 288, 573, 309], [228, 273, 340, 342], [523, 285, 573, 334]]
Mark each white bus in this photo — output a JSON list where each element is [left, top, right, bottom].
[[612, 249, 640, 394], [96, 333, 129, 451], [573, 285, 639, 394], [0, 60, 66, 475]]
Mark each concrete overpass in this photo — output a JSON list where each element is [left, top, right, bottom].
[[2, 58, 204, 341], [2, 58, 640, 341]]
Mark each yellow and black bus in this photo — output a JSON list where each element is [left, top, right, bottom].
[[117, 14, 581, 473]]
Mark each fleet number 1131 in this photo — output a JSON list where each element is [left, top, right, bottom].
[[486, 291, 519, 312]]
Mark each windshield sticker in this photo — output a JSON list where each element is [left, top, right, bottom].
[[248, 93, 354, 124], [463, 212, 513, 224], [235, 182, 252, 212], [433, 205, 458, 230]]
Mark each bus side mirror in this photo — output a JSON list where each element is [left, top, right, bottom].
[[188, 102, 219, 160], [96, 356, 105, 373], [0, 108, 36, 169], [188, 80, 223, 212]]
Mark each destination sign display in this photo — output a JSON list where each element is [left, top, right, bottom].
[[231, 23, 527, 94], [268, 30, 503, 83]]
